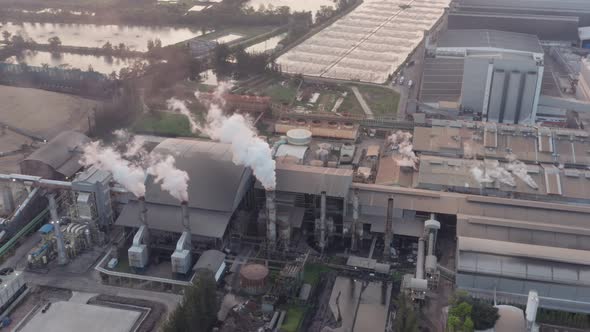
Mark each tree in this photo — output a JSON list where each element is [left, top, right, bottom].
[[393, 293, 418, 332], [161, 271, 219, 332], [2, 30, 11, 44], [154, 38, 162, 49], [11, 34, 26, 49], [147, 39, 155, 53], [470, 300, 499, 330], [47, 36, 62, 50], [102, 41, 113, 54], [213, 43, 231, 71]]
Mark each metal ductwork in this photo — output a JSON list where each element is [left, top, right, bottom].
[[319, 191, 327, 252], [384, 197, 393, 257], [129, 197, 149, 270], [48, 193, 68, 265], [351, 190, 359, 251], [266, 190, 276, 249]]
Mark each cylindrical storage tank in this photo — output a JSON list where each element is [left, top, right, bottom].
[[286, 129, 312, 146], [240, 264, 269, 295]]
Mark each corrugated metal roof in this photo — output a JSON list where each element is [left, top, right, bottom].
[[438, 29, 543, 55], [115, 200, 231, 239], [145, 139, 251, 212], [275, 162, 353, 197], [459, 236, 590, 266], [194, 250, 226, 272], [22, 130, 89, 177]]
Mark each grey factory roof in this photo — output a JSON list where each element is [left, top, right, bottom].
[[419, 57, 464, 103], [459, 236, 590, 266], [274, 162, 353, 198], [455, 0, 590, 13], [21, 130, 89, 178], [194, 250, 226, 273], [413, 122, 590, 167], [145, 139, 251, 212], [437, 29, 543, 56], [116, 200, 231, 239]]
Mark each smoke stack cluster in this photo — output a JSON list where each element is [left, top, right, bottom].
[[80, 133, 190, 201], [169, 83, 277, 190]]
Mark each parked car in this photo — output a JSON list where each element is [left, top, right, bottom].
[[399, 76, 405, 85], [408, 80, 414, 88]]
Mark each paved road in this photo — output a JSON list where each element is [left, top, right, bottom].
[[395, 43, 425, 120], [351, 86, 375, 120]]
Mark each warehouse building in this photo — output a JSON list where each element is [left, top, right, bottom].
[[422, 30, 545, 124]]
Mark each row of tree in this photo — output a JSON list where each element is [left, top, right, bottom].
[[447, 291, 499, 332]]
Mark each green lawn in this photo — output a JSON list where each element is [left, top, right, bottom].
[[303, 263, 332, 287], [354, 85, 400, 117], [132, 111, 194, 137], [281, 305, 306, 332], [264, 83, 298, 105]]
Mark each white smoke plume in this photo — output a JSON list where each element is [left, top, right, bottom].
[[194, 84, 276, 190], [167, 98, 201, 134], [113, 129, 147, 159], [80, 141, 147, 197], [470, 160, 516, 187], [506, 154, 538, 190], [388, 130, 418, 169], [147, 155, 190, 202]]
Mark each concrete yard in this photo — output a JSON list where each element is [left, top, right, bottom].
[[20, 301, 141, 332]]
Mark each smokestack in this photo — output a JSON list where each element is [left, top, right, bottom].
[[351, 190, 359, 251], [48, 193, 68, 265], [319, 191, 326, 252], [384, 197, 393, 257], [416, 237, 425, 280], [526, 290, 539, 331], [266, 190, 276, 249], [1, 184, 14, 216], [139, 196, 147, 226], [181, 201, 190, 232], [428, 232, 434, 256]]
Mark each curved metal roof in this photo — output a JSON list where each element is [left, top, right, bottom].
[[22, 130, 89, 177], [145, 139, 252, 212]]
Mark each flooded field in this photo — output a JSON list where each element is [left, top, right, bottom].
[[244, 0, 335, 13], [246, 33, 287, 53], [5, 51, 141, 74], [0, 22, 206, 51]]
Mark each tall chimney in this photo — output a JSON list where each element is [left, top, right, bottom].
[[266, 190, 276, 249], [383, 197, 393, 257], [416, 237, 425, 280], [48, 193, 68, 265], [319, 191, 326, 252], [139, 196, 148, 227], [181, 201, 191, 247], [351, 190, 359, 251]]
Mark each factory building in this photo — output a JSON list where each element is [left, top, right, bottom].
[[424, 30, 545, 124], [450, 0, 590, 34], [116, 139, 253, 265], [19, 131, 89, 180]]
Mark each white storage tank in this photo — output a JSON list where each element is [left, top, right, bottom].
[[286, 129, 312, 146]]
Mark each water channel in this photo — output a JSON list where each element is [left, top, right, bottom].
[[5, 51, 142, 74], [0, 22, 207, 51]]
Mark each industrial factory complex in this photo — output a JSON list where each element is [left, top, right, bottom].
[[2, 0, 590, 331]]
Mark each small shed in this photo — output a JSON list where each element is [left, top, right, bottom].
[[194, 250, 226, 282]]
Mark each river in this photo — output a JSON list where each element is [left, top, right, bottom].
[[243, 0, 335, 13], [0, 22, 208, 51]]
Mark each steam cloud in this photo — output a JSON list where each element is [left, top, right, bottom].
[[147, 155, 190, 202], [192, 83, 277, 190], [470, 160, 516, 187], [388, 131, 418, 169], [506, 154, 538, 190], [167, 98, 201, 134], [80, 141, 147, 197], [81, 132, 191, 202]]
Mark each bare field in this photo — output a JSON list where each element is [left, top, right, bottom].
[[0, 85, 100, 139]]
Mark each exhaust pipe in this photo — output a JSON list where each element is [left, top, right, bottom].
[[319, 191, 326, 252], [351, 190, 359, 251], [384, 197, 393, 257], [416, 237, 425, 280], [181, 201, 190, 232], [48, 193, 68, 265], [266, 190, 276, 248], [139, 196, 147, 227]]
